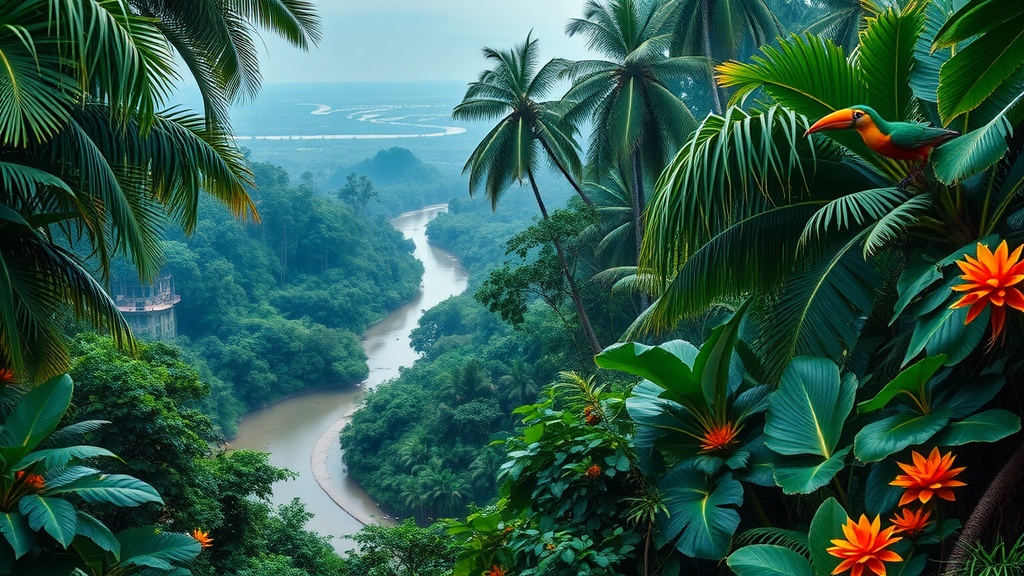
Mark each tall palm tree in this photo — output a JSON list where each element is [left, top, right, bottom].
[[563, 0, 701, 262], [453, 34, 603, 355], [0, 0, 320, 378], [668, 0, 782, 113]]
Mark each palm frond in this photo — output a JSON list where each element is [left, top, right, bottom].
[[751, 231, 877, 381], [800, 187, 908, 245], [862, 194, 933, 256], [858, 4, 926, 122], [931, 91, 1024, 184]]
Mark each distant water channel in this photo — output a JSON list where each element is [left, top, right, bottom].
[[231, 205, 469, 551]]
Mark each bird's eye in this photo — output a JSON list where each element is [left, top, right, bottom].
[[853, 111, 864, 119]]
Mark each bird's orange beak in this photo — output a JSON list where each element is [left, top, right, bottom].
[[804, 109, 856, 136]]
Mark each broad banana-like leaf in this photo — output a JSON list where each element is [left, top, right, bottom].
[[728, 545, 814, 576], [937, 13, 1024, 122], [0, 375, 73, 463], [19, 495, 77, 548], [659, 465, 742, 560]]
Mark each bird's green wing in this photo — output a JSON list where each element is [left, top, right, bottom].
[[888, 122, 959, 148]]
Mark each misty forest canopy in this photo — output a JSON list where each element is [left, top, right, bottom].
[[2, 0, 1024, 575]]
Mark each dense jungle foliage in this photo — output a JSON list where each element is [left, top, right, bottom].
[[3, 0, 1024, 574], [111, 160, 423, 433]]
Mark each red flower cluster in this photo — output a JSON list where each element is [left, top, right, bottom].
[[583, 405, 601, 425], [699, 421, 739, 453], [14, 470, 44, 491], [585, 464, 602, 479]]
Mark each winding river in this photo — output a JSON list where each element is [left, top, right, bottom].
[[230, 205, 469, 551]]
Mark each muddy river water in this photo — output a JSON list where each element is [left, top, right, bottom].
[[230, 205, 468, 551]]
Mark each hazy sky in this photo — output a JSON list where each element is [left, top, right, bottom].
[[256, 0, 595, 83]]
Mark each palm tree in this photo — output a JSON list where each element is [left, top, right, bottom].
[[668, 0, 782, 113], [0, 0, 320, 378], [453, 34, 603, 355], [128, 0, 322, 128], [563, 0, 700, 263]]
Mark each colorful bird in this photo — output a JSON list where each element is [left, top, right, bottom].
[[804, 105, 958, 188]]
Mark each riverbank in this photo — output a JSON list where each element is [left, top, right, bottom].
[[230, 205, 468, 551]]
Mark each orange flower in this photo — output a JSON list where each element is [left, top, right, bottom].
[[826, 514, 903, 576], [951, 240, 1024, 341], [700, 421, 739, 452], [191, 528, 213, 549], [483, 566, 508, 576], [890, 447, 965, 506], [889, 508, 932, 535], [14, 471, 45, 491], [586, 464, 602, 479], [0, 369, 15, 384]]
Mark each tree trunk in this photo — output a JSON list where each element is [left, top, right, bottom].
[[539, 139, 593, 206], [528, 171, 604, 356], [941, 438, 1024, 576], [631, 151, 650, 311]]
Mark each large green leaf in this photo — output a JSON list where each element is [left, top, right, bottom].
[[937, 13, 1024, 122], [626, 381, 700, 455], [911, 0, 955, 104], [808, 498, 848, 576], [597, 340, 700, 408], [933, 0, 1024, 46], [116, 527, 201, 570], [903, 305, 985, 366], [660, 466, 743, 560], [692, 304, 746, 411], [17, 446, 118, 471], [47, 474, 162, 507], [75, 511, 120, 558], [765, 358, 855, 458], [932, 409, 1020, 446], [864, 460, 903, 515], [0, 374, 73, 463], [19, 495, 77, 548], [858, 355, 946, 414], [728, 545, 814, 576], [853, 408, 953, 463], [773, 447, 851, 494], [0, 513, 32, 559], [859, 5, 926, 122]]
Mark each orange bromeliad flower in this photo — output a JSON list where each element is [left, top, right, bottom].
[[826, 514, 903, 576], [14, 471, 45, 491], [891, 447, 965, 506], [699, 421, 739, 452], [191, 528, 213, 549], [889, 508, 932, 535], [483, 565, 508, 576], [586, 464, 602, 479], [951, 240, 1024, 341]]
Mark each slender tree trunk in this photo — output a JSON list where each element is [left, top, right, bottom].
[[631, 151, 645, 264], [539, 139, 593, 206], [703, 2, 724, 115], [941, 438, 1024, 576], [631, 151, 650, 311], [528, 171, 604, 356]]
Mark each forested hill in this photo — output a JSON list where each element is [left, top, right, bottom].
[[111, 161, 424, 434], [327, 147, 464, 216]]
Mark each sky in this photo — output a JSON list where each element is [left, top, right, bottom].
[[256, 0, 595, 83]]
